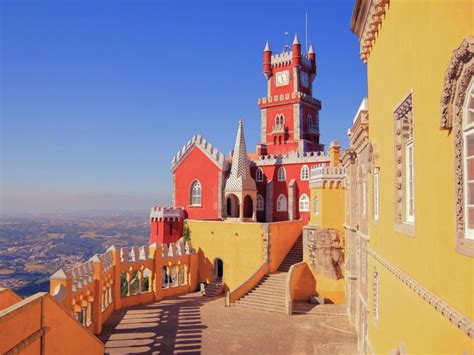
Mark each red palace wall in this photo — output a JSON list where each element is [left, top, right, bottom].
[[173, 147, 222, 220], [150, 219, 183, 245]]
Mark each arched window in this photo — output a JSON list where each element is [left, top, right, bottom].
[[190, 180, 202, 206], [314, 195, 319, 215], [256, 194, 265, 211], [256, 168, 264, 182], [300, 165, 310, 180], [299, 194, 310, 212], [276, 194, 287, 212], [277, 167, 286, 181], [463, 79, 474, 240], [275, 114, 285, 131], [307, 114, 313, 128]]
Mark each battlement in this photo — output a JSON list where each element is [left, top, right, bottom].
[[171, 134, 229, 172], [258, 90, 321, 108], [270, 50, 312, 69], [150, 206, 185, 221], [254, 150, 330, 167], [309, 165, 346, 188]]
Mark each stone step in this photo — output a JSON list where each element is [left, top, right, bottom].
[[237, 298, 286, 308], [245, 293, 285, 301], [236, 302, 286, 314]]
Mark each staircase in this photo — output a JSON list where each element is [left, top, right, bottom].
[[235, 236, 303, 313], [204, 280, 223, 297]]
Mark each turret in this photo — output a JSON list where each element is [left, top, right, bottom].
[[308, 43, 316, 73], [263, 40, 272, 80], [292, 33, 301, 66]]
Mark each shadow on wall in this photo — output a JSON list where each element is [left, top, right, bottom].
[[100, 294, 211, 354], [197, 251, 214, 284]]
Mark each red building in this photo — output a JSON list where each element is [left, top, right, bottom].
[[161, 33, 338, 227]]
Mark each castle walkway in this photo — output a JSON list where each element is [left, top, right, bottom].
[[99, 292, 357, 354]]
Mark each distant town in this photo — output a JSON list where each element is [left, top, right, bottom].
[[0, 214, 148, 296]]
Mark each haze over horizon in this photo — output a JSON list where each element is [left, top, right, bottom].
[[1, 0, 367, 215]]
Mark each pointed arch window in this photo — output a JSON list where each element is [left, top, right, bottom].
[[277, 167, 286, 181], [276, 194, 287, 212], [256, 168, 264, 182], [190, 180, 202, 206], [256, 194, 265, 211], [299, 194, 310, 212], [300, 165, 310, 180], [274, 114, 285, 132]]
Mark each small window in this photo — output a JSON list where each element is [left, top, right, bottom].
[[314, 195, 319, 215], [190, 180, 202, 206], [256, 194, 265, 211], [277, 167, 286, 181], [275, 114, 285, 131], [299, 194, 309, 212], [276, 194, 287, 211], [300, 165, 309, 180], [256, 168, 264, 182], [373, 169, 379, 220], [406, 141, 415, 223]]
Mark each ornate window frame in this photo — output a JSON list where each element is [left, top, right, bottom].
[[276, 194, 287, 212], [300, 165, 310, 180], [440, 37, 474, 257], [190, 180, 202, 207], [277, 167, 286, 181], [394, 92, 416, 237], [299, 194, 310, 212], [256, 168, 264, 182]]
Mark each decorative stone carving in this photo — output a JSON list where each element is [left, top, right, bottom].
[[305, 227, 345, 280]]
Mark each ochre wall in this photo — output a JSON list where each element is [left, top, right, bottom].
[[288, 262, 317, 302], [268, 220, 305, 272], [366, 0, 473, 352], [174, 146, 222, 219], [310, 186, 345, 231], [186, 220, 267, 291]]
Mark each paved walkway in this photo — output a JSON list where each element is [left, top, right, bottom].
[[99, 293, 357, 354]]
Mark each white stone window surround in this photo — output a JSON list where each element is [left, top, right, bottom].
[[463, 80, 474, 240], [274, 114, 285, 132], [256, 168, 264, 182], [299, 194, 310, 212], [405, 140, 415, 223], [277, 167, 286, 181], [313, 195, 319, 215], [190, 180, 202, 207], [276, 194, 288, 211], [373, 168, 379, 221], [300, 165, 310, 180], [256, 194, 265, 211]]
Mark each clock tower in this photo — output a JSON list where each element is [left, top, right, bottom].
[[257, 34, 324, 156]]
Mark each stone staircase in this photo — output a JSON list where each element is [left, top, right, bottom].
[[235, 236, 303, 313], [204, 280, 223, 297]]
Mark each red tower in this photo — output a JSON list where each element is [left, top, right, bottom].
[[149, 206, 185, 245], [257, 35, 323, 156]]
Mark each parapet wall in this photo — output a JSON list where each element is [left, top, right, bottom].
[[50, 241, 198, 335]]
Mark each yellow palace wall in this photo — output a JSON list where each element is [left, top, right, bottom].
[[366, 0, 473, 353], [309, 186, 345, 232]]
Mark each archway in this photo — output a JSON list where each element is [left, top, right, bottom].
[[214, 258, 223, 281], [243, 195, 253, 219], [226, 194, 240, 218]]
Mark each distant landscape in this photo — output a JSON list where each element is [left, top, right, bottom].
[[0, 214, 149, 297]]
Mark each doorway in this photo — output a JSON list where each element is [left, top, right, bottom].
[[214, 258, 223, 282]]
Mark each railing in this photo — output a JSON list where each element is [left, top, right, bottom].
[[310, 166, 345, 179]]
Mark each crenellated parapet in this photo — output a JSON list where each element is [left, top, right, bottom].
[[150, 206, 185, 222], [254, 149, 330, 167], [309, 165, 346, 189], [258, 90, 321, 108], [171, 134, 229, 173]]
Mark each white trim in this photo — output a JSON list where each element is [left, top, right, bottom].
[[300, 165, 310, 180], [256, 168, 264, 182], [276, 194, 288, 212], [313, 195, 319, 215], [190, 180, 202, 206], [278, 167, 286, 181], [405, 140, 415, 223], [256, 194, 265, 211], [373, 169, 379, 220], [463, 80, 474, 239], [299, 194, 310, 212]]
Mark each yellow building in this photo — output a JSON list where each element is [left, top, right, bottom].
[[348, 0, 474, 353]]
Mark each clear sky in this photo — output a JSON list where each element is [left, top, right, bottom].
[[1, 0, 367, 215]]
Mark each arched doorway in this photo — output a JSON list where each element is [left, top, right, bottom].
[[214, 258, 223, 282], [226, 194, 240, 218], [243, 195, 253, 219]]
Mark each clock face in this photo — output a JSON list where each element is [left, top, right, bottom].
[[300, 71, 309, 88], [275, 70, 290, 87]]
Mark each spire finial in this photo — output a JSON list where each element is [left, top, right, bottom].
[[308, 43, 315, 54], [264, 40, 271, 52], [293, 33, 300, 45]]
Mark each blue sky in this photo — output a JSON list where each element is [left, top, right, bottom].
[[1, 0, 367, 215]]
